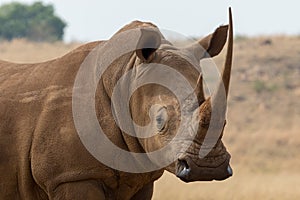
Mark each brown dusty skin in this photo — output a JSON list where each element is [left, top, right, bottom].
[[1, 36, 299, 200], [0, 13, 233, 199], [1, 14, 298, 200]]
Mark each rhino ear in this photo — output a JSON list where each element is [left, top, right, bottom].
[[185, 25, 228, 60], [199, 25, 228, 58], [136, 28, 161, 62]]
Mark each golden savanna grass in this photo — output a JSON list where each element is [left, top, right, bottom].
[[1, 36, 299, 199], [0, 39, 80, 63]]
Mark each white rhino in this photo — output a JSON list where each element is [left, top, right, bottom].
[[0, 9, 233, 200]]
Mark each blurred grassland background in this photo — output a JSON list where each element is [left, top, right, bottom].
[[0, 36, 299, 199]]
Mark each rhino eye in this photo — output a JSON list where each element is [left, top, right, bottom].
[[155, 106, 168, 132], [156, 116, 165, 131], [149, 105, 168, 132]]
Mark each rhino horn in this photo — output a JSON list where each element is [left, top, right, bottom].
[[195, 75, 205, 103], [205, 7, 233, 137], [222, 7, 233, 99], [212, 7, 233, 105]]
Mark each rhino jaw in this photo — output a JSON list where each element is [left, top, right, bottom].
[[175, 158, 233, 182]]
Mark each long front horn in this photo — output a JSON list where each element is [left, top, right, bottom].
[[223, 7, 233, 98], [198, 9, 233, 154], [212, 8, 233, 104], [210, 7, 233, 121]]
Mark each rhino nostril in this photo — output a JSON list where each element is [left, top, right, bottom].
[[179, 159, 189, 169], [227, 165, 233, 176], [177, 159, 191, 180]]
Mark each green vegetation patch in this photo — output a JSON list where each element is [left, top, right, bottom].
[[0, 1, 66, 42]]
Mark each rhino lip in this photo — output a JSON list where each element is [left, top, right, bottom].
[[176, 157, 233, 182], [176, 159, 191, 182]]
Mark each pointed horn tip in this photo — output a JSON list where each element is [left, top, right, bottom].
[[229, 7, 233, 26]]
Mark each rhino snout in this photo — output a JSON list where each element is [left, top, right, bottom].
[[175, 157, 232, 182]]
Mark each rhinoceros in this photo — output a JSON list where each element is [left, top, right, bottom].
[[0, 8, 233, 200]]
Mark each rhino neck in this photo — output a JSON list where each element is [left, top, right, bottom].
[[95, 51, 148, 155], [94, 20, 164, 166]]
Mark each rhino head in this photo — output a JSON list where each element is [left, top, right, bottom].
[[77, 9, 235, 183], [122, 9, 234, 182]]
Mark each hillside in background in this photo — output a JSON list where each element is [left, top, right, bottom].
[[0, 36, 299, 199]]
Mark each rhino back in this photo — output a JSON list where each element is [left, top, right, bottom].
[[0, 41, 107, 199], [0, 39, 162, 199]]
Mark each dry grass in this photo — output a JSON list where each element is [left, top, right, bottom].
[[1, 37, 299, 199], [154, 170, 300, 200], [0, 38, 80, 63]]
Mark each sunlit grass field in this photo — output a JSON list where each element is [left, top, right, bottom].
[[1, 36, 299, 199]]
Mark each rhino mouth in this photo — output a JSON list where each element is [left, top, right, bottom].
[[176, 157, 232, 182]]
